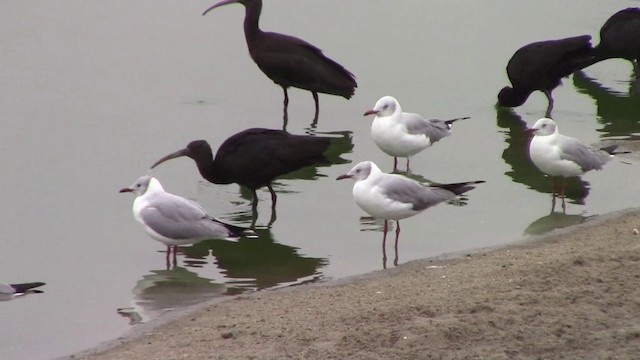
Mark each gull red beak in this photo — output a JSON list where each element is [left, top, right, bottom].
[[363, 109, 378, 116], [336, 174, 352, 180]]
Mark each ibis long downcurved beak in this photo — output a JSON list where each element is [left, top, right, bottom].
[[151, 148, 191, 169], [202, 0, 240, 16]]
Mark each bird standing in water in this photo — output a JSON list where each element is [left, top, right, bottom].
[[337, 161, 483, 267], [364, 96, 468, 172], [594, 7, 640, 78], [120, 176, 256, 264], [525, 118, 626, 212], [202, 0, 357, 126], [151, 128, 346, 212], [497, 35, 596, 117]]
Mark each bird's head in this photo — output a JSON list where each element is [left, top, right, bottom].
[[202, 0, 256, 16], [497, 86, 530, 107], [336, 161, 375, 182], [364, 96, 399, 118], [151, 140, 213, 169], [525, 118, 557, 136], [119, 175, 159, 196]]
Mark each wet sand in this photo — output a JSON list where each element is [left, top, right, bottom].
[[76, 207, 640, 359]]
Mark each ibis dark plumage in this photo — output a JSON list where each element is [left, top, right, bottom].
[[202, 0, 357, 123], [497, 35, 596, 117], [151, 128, 345, 210], [594, 8, 640, 76]]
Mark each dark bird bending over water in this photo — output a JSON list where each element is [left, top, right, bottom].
[[202, 0, 357, 124], [594, 8, 640, 77], [497, 35, 596, 117], [151, 128, 346, 210]]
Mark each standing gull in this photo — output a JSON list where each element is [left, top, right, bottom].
[[202, 0, 357, 125], [119, 176, 256, 263], [337, 161, 483, 267], [364, 96, 468, 172], [525, 118, 626, 211]]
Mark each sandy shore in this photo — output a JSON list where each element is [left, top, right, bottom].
[[77, 208, 640, 359]]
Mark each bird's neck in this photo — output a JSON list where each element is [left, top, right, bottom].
[[242, 1, 263, 43], [198, 160, 233, 185]]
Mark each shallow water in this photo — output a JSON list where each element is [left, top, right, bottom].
[[1, 1, 638, 359]]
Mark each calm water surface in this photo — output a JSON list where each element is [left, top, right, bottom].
[[1, 2, 638, 359]]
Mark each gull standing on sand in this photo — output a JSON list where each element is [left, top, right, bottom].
[[120, 176, 257, 263], [526, 118, 625, 211], [364, 96, 468, 172], [337, 161, 483, 266]]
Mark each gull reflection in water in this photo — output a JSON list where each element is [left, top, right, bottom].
[[524, 211, 595, 236], [118, 265, 225, 325]]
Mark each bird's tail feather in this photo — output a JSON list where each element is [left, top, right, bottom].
[[10, 282, 45, 294], [431, 180, 485, 196], [600, 144, 630, 155], [444, 117, 470, 125]]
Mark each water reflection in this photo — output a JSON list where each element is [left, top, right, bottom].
[[180, 228, 327, 291], [573, 69, 640, 138], [118, 266, 225, 324], [496, 108, 590, 206], [524, 211, 594, 235]]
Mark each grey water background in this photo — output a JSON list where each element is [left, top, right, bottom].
[[1, 1, 639, 359]]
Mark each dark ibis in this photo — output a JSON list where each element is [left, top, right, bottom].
[[119, 175, 257, 264], [337, 161, 483, 268], [594, 8, 640, 77], [497, 35, 597, 117], [202, 0, 357, 124], [151, 128, 350, 210]]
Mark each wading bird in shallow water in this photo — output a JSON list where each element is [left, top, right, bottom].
[[364, 96, 468, 172], [120, 176, 256, 264], [525, 118, 627, 212], [202, 0, 357, 127], [594, 7, 640, 79], [0, 282, 45, 301], [497, 35, 597, 117], [337, 161, 483, 268], [151, 128, 349, 214]]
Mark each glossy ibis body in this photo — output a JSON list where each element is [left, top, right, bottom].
[[151, 128, 339, 209], [595, 8, 640, 74], [203, 0, 357, 123], [497, 35, 596, 117], [364, 96, 468, 172]]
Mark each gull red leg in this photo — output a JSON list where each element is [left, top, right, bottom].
[[382, 220, 388, 269]]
